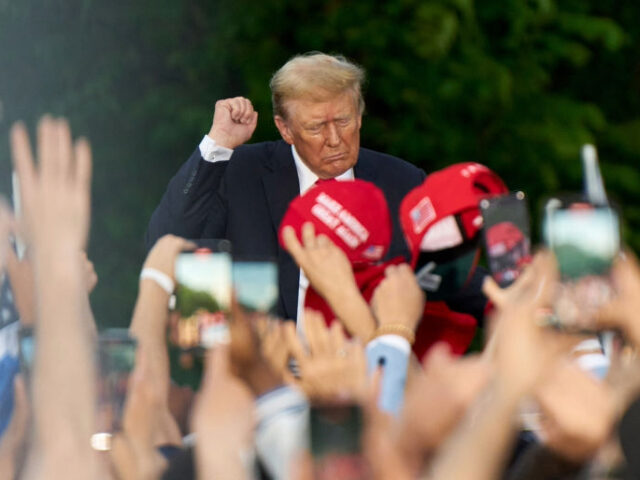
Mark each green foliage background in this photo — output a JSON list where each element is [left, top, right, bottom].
[[0, 0, 638, 328]]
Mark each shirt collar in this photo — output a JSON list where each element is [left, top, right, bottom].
[[291, 145, 354, 195]]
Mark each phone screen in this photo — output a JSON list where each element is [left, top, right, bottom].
[[480, 192, 532, 287], [173, 243, 232, 350], [545, 204, 619, 279], [232, 259, 278, 315], [310, 405, 369, 480], [543, 202, 620, 331]]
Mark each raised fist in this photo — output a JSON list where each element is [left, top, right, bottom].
[[207, 97, 258, 149]]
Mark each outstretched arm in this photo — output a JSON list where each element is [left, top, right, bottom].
[[11, 117, 100, 479]]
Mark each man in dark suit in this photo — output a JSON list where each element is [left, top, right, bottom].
[[146, 53, 425, 321]]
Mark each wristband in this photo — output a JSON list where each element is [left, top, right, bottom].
[[140, 267, 174, 294], [369, 324, 415, 345]]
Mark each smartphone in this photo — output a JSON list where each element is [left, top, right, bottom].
[[93, 328, 137, 449], [232, 258, 278, 315], [310, 405, 369, 480], [480, 192, 532, 287], [543, 200, 620, 331], [173, 241, 232, 350]]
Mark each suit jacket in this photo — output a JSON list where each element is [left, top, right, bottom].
[[146, 139, 426, 320]]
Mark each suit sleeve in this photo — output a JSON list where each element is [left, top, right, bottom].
[[145, 147, 229, 249]]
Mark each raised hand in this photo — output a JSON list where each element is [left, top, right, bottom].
[[255, 316, 292, 383], [399, 344, 490, 454], [371, 263, 425, 333], [227, 297, 283, 396], [11, 116, 100, 478], [593, 251, 640, 348], [487, 251, 578, 397], [534, 362, 616, 462], [10, 116, 91, 253], [208, 96, 258, 149], [282, 222, 375, 338], [282, 222, 358, 301], [284, 309, 368, 404]]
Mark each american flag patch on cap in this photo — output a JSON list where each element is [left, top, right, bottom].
[[410, 197, 436, 234]]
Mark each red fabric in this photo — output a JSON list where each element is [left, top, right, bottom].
[[399, 162, 508, 265], [278, 179, 391, 265], [412, 301, 478, 359]]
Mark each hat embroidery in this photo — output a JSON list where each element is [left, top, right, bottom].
[[312, 192, 370, 248], [410, 197, 436, 234]]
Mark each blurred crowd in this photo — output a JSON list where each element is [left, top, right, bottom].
[[0, 114, 639, 480]]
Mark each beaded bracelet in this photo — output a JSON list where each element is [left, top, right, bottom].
[[369, 324, 415, 345]]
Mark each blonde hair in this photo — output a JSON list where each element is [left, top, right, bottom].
[[270, 52, 365, 119]]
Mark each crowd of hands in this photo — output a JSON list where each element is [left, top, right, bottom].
[[2, 116, 640, 480]]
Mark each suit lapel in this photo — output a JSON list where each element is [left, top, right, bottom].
[[354, 151, 378, 183], [262, 142, 300, 320]]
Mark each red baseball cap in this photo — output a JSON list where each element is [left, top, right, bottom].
[[400, 163, 508, 266], [279, 179, 392, 265]]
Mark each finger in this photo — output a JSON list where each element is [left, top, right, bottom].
[[349, 342, 368, 402], [315, 234, 331, 248], [230, 97, 244, 122], [230, 294, 249, 330], [240, 98, 253, 123], [10, 122, 36, 201], [303, 308, 329, 355], [397, 263, 413, 275], [529, 250, 558, 307], [282, 226, 306, 265], [329, 321, 347, 353], [73, 137, 93, 198], [613, 251, 640, 294], [384, 264, 398, 277], [56, 118, 73, 181], [38, 115, 58, 180], [482, 276, 505, 308], [283, 321, 307, 364], [421, 341, 452, 370], [301, 222, 316, 248], [255, 316, 269, 339], [592, 299, 624, 329], [233, 97, 246, 122], [248, 111, 258, 128]]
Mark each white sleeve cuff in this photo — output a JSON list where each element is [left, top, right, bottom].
[[367, 335, 411, 354], [198, 135, 234, 162]]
